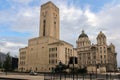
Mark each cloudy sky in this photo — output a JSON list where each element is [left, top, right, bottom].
[[0, 0, 120, 66]]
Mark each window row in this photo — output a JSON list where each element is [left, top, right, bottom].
[[49, 47, 57, 52], [49, 59, 57, 64], [19, 61, 25, 65], [20, 56, 26, 60], [100, 55, 106, 59], [49, 53, 57, 58], [20, 52, 26, 55], [65, 48, 72, 54], [79, 56, 96, 60], [100, 60, 106, 64]]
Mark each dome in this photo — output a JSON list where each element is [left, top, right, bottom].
[[110, 43, 115, 48], [79, 30, 88, 38], [97, 31, 106, 39]]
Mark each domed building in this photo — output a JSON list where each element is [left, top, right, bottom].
[[77, 30, 91, 48], [76, 31, 117, 73]]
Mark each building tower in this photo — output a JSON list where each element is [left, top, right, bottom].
[[107, 43, 117, 71], [96, 31, 108, 72], [76, 30, 91, 68], [77, 30, 91, 48], [19, 1, 74, 72], [97, 31, 107, 45], [40, 1, 59, 39]]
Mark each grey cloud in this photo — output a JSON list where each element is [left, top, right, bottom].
[[59, 3, 120, 66], [0, 40, 26, 56]]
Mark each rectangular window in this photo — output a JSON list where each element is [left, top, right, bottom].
[[31, 48, 33, 50], [101, 61, 103, 64], [100, 47, 102, 49], [88, 57, 90, 59], [49, 48, 51, 52], [56, 53, 57, 57], [104, 55, 106, 58], [65, 48, 67, 53], [52, 48, 54, 51], [56, 59, 57, 63], [43, 20, 46, 36], [56, 47, 57, 51], [104, 50, 106, 53], [101, 55, 102, 59], [49, 60, 50, 64], [93, 56, 96, 59], [104, 60, 106, 63]]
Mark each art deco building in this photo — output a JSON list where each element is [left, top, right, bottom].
[[19, 1, 117, 73], [76, 30, 117, 73], [18, 1, 73, 72]]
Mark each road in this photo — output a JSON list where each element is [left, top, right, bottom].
[[0, 72, 120, 80]]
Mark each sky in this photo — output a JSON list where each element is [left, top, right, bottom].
[[0, 0, 120, 66]]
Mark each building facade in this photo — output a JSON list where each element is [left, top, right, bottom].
[[18, 1, 73, 72], [19, 1, 117, 73], [0, 52, 18, 70], [76, 30, 117, 73], [0, 52, 6, 68]]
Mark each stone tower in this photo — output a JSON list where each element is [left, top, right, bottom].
[[96, 31, 108, 65], [40, 1, 59, 39], [18, 1, 73, 72], [97, 31, 107, 45]]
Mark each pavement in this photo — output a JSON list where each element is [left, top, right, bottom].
[[0, 74, 114, 80], [0, 73, 96, 80], [0, 72, 44, 80]]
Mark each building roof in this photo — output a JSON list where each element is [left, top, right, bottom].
[[97, 31, 106, 39], [41, 1, 59, 10], [79, 30, 88, 38], [48, 40, 73, 46]]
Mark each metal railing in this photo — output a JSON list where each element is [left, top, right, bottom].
[[44, 73, 120, 80]]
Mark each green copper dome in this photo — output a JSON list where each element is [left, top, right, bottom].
[[79, 30, 88, 38]]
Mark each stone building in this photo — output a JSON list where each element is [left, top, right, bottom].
[[18, 1, 73, 72], [19, 1, 117, 73], [76, 30, 117, 73]]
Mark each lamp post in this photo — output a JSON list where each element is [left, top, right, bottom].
[[73, 57, 75, 80]]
